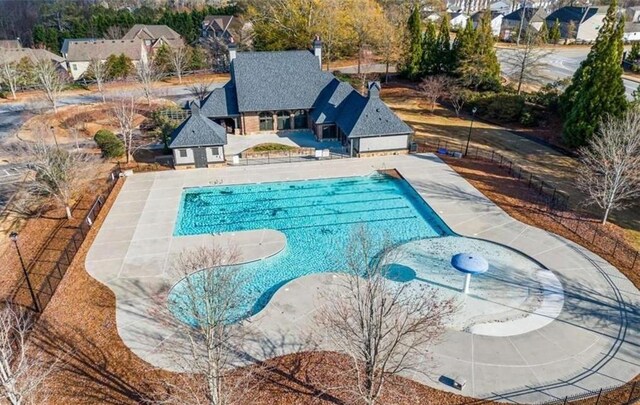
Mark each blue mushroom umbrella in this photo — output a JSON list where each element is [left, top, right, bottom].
[[451, 253, 489, 294]]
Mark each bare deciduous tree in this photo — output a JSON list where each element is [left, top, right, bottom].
[[86, 58, 108, 103], [577, 109, 640, 224], [104, 25, 125, 40], [33, 59, 66, 113], [0, 305, 57, 405], [8, 134, 97, 219], [151, 246, 256, 405], [188, 82, 212, 102], [447, 85, 466, 117], [317, 226, 456, 405], [110, 96, 137, 164], [168, 46, 189, 84], [419, 75, 448, 112], [0, 57, 19, 99], [503, 29, 551, 94], [136, 60, 162, 105]]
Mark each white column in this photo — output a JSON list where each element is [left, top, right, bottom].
[[463, 273, 471, 294]]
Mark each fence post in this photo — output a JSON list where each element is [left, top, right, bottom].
[[528, 173, 533, 187], [491, 150, 495, 161], [632, 252, 638, 269], [595, 388, 602, 405], [613, 240, 619, 256], [627, 381, 637, 404]]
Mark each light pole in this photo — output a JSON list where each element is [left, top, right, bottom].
[[9, 232, 40, 313], [464, 107, 478, 157]]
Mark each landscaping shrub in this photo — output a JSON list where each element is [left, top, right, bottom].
[[94, 129, 124, 158], [519, 109, 538, 127], [471, 93, 525, 123]]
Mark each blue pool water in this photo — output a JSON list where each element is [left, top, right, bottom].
[[170, 173, 452, 324]]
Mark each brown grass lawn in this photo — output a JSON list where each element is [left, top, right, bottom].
[[381, 84, 640, 250]]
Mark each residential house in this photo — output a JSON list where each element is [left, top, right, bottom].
[[171, 37, 413, 167], [449, 12, 470, 30], [425, 12, 442, 23], [448, 0, 490, 14], [0, 39, 21, 49], [0, 46, 64, 66], [545, 6, 606, 43], [122, 24, 184, 55], [624, 7, 640, 42], [471, 11, 504, 36], [169, 103, 227, 169], [202, 15, 237, 41], [62, 39, 147, 80], [501, 7, 548, 40], [490, 0, 514, 14]]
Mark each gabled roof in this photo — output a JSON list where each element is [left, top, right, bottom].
[[65, 39, 144, 62], [123, 25, 181, 40], [310, 78, 354, 124], [504, 7, 545, 22], [169, 105, 227, 148], [200, 82, 239, 117], [61, 38, 97, 55], [203, 15, 234, 31], [0, 40, 21, 49], [545, 6, 599, 25], [231, 50, 333, 112], [471, 11, 503, 22], [335, 83, 413, 139], [0, 47, 64, 64], [449, 12, 468, 20]]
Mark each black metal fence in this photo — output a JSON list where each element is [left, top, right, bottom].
[[232, 150, 350, 166], [29, 169, 120, 313], [423, 138, 640, 273], [537, 381, 640, 405]]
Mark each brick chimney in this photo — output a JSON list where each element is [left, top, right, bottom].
[[312, 35, 322, 68]]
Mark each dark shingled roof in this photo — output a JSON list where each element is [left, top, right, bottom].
[[335, 83, 413, 139], [546, 6, 598, 25], [200, 82, 239, 117], [231, 50, 334, 112], [504, 7, 540, 22], [169, 105, 227, 148], [310, 79, 354, 124]]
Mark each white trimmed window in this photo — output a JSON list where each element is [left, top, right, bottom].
[[179, 149, 188, 158], [210, 147, 220, 155]]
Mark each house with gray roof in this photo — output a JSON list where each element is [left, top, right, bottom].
[[169, 103, 227, 168], [545, 6, 606, 43], [62, 39, 147, 80], [189, 37, 413, 160], [122, 24, 184, 54]]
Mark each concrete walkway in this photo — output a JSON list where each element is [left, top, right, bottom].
[[85, 154, 640, 403]]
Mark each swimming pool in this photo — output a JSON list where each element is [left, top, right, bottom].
[[170, 173, 452, 324]]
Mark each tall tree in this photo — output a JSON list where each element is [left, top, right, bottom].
[[503, 28, 551, 94], [577, 109, 640, 224], [434, 13, 452, 74], [561, 0, 627, 147], [420, 22, 438, 76], [348, 0, 386, 75], [537, 20, 549, 44], [455, 13, 500, 90], [403, 6, 423, 80], [317, 227, 455, 405], [549, 18, 561, 45], [33, 59, 66, 113], [86, 58, 108, 103], [0, 57, 19, 100]]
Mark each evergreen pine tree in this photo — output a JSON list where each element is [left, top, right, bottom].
[[476, 10, 501, 89], [550, 19, 561, 45], [421, 22, 438, 76], [435, 13, 452, 74], [452, 18, 476, 75], [560, 0, 627, 147], [456, 12, 500, 90], [538, 21, 549, 44], [404, 6, 423, 80]]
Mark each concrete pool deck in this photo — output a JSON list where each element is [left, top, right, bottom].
[[85, 154, 640, 404]]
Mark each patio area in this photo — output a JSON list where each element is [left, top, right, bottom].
[[84, 154, 640, 404], [224, 130, 346, 156]]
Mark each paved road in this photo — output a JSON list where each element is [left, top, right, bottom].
[[497, 47, 638, 98]]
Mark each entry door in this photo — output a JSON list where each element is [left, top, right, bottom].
[[193, 147, 208, 168]]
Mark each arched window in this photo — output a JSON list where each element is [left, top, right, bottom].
[[293, 110, 307, 129], [259, 112, 273, 131], [276, 110, 291, 130]]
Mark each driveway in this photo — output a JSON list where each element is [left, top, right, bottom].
[[225, 130, 345, 156]]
